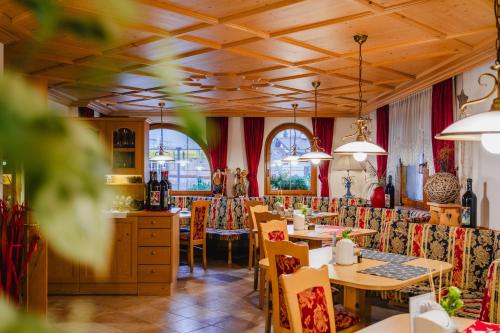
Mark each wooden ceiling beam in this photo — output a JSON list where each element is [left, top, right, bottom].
[[137, 0, 219, 24]]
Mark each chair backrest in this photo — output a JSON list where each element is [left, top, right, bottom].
[[248, 204, 268, 230], [280, 266, 336, 333], [255, 212, 282, 258], [480, 259, 500, 323], [190, 200, 210, 244], [266, 240, 309, 333], [260, 220, 289, 258]]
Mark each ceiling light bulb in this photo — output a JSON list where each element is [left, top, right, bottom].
[[311, 159, 320, 165], [481, 133, 500, 154], [353, 152, 367, 162]]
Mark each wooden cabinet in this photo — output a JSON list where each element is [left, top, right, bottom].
[[78, 118, 149, 176], [48, 212, 179, 296]]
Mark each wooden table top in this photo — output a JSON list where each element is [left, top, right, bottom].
[[356, 313, 475, 333], [287, 225, 377, 241], [259, 247, 453, 291]]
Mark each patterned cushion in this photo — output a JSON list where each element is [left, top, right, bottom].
[[206, 228, 249, 241], [192, 206, 207, 240], [297, 286, 332, 333], [268, 230, 285, 241], [334, 305, 360, 331], [275, 254, 302, 329], [479, 259, 500, 323]]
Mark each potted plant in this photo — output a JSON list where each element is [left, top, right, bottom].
[[336, 228, 356, 265], [440, 286, 464, 317]]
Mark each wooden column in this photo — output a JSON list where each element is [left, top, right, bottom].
[[25, 77, 48, 316]]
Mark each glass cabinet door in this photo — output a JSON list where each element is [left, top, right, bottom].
[[106, 121, 144, 175]]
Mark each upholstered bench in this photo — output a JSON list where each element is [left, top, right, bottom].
[[335, 207, 499, 322]]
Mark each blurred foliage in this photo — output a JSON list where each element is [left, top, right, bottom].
[[0, 0, 204, 331], [271, 174, 310, 190]]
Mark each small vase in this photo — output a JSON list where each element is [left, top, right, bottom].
[[371, 186, 385, 208]]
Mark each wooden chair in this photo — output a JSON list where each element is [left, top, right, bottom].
[[266, 240, 309, 333], [280, 266, 336, 333], [246, 200, 268, 271], [281, 266, 362, 333], [260, 220, 289, 258], [180, 200, 210, 273], [254, 212, 282, 308]]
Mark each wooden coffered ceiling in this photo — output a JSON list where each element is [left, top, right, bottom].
[[0, 0, 497, 117]]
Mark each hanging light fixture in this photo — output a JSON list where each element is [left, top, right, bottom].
[[283, 103, 300, 164], [299, 81, 334, 165], [150, 102, 174, 162], [436, 2, 500, 154], [334, 34, 387, 162]]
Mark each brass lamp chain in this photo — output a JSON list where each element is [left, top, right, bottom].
[[292, 103, 298, 148], [159, 102, 165, 147], [358, 36, 363, 119]]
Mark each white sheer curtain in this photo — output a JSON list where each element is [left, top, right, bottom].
[[387, 87, 434, 204]]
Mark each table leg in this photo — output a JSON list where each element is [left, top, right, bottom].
[[308, 239, 323, 249], [227, 240, 232, 265], [343, 287, 370, 323]]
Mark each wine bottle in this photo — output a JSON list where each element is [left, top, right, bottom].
[[384, 175, 395, 209], [165, 171, 172, 210], [150, 171, 161, 211], [160, 171, 168, 210], [145, 171, 153, 210], [461, 178, 477, 228]]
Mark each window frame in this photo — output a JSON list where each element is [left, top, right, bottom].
[[264, 123, 317, 196], [150, 123, 212, 196]]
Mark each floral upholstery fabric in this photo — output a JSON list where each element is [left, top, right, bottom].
[[297, 286, 332, 333], [275, 254, 302, 329], [268, 230, 285, 241], [192, 206, 207, 240], [334, 304, 360, 331], [479, 259, 500, 323]]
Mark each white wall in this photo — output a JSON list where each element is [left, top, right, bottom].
[[461, 62, 500, 229]]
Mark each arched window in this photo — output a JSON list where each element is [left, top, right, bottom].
[[265, 123, 317, 195], [149, 125, 211, 195]]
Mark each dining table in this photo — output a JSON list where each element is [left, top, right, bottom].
[[356, 313, 476, 333], [259, 246, 453, 323], [287, 224, 377, 249]]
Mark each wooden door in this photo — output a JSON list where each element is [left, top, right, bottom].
[[105, 121, 144, 175], [80, 218, 137, 284]]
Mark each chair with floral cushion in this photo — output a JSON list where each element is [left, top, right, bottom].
[[254, 211, 282, 308], [281, 265, 362, 333], [247, 200, 265, 271], [260, 219, 289, 259], [266, 240, 309, 333], [180, 200, 210, 273]]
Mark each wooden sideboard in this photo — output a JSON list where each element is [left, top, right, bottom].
[[48, 211, 179, 296]]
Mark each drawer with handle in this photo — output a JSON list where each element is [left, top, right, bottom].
[[138, 265, 171, 283], [138, 217, 171, 229], [138, 247, 171, 265], [138, 229, 171, 246]]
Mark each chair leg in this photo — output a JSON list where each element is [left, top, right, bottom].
[[248, 236, 253, 271], [227, 240, 232, 265], [202, 244, 207, 271], [259, 268, 266, 309], [264, 279, 271, 333], [189, 244, 194, 273], [253, 258, 259, 291]]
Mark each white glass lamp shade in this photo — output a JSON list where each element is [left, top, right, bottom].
[[436, 110, 500, 154], [150, 146, 174, 162], [334, 141, 387, 156], [298, 150, 334, 162]]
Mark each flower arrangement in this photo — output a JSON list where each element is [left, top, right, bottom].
[[341, 228, 353, 240], [440, 286, 464, 317]]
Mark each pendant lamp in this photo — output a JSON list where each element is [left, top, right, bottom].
[[283, 103, 300, 164], [150, 102, 174, 162], [299, 81, 334, 165], [334, 34, 387, 162], [436, 1, 500, 154]]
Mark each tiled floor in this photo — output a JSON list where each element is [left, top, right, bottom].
[[48, 260, 405, 333]]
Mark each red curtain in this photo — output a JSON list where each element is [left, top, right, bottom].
[[376, 105, 389, 179], [313, 118, 335, 197], [431, 78, 455, 173], [206, 117, 228, 172], [243, 117, 265, 197]]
